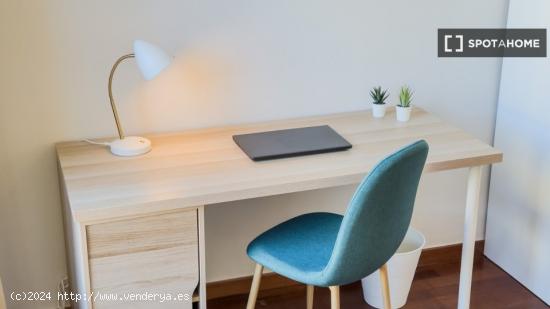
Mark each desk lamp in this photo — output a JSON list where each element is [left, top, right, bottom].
[[105, 40, 172, 156]]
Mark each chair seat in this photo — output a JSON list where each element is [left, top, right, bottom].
[[247, 212, 343, 286]]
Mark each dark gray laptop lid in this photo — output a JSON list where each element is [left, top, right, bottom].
[[233, 125, 352, 161]]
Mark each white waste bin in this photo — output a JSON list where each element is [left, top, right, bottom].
[[361, 228, 425, 308]]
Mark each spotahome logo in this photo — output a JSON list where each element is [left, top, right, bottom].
[[438, 28, 546, 57]]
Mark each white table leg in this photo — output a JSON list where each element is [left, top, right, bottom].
[[458, 166, 482, 309], [198, 206, 208, 309]]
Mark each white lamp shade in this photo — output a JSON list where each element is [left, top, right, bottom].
[[133, 40, 172, 80]]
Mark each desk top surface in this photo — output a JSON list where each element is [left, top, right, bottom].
[[57, 108, 502, 223]]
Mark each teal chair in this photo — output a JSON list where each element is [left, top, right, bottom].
[[245, 140, 429, 309]]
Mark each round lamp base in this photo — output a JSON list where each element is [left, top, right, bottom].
[[110, 136, 152, 156]]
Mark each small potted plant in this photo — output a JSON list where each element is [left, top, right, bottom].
[[370, 86, 389, 118], [396, 86, 413, 122]]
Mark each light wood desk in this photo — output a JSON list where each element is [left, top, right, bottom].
[[57, 107, 502, 309]]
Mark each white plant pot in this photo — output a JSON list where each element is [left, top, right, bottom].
[[361, 228, 425, 309], [396, 106, 412, 122], [372, 103, 386, 118]]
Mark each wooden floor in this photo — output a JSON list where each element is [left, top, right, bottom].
[[208, 254, 547, 309]]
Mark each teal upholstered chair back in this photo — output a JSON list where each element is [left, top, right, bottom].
[[322, 140, 429, 285]]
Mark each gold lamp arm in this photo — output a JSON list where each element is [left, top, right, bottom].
[[108, 53, 135, 140]]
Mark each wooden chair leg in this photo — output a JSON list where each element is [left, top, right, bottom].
[[329, 286, 340, 309], [307, 285, 314, 309], [246, 263, 264, 309], [379, 263, 392, 309]]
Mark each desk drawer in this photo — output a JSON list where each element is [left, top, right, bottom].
[[86, 209, 199, 308]]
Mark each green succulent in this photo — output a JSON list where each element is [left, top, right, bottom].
[[370, 86, 389, 105], [398, 86, 413, 107]]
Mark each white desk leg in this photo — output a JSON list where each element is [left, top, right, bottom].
[[458, 166, 482, 309], [198, 206, 208, 309]]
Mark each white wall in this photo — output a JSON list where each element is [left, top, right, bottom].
[[485, 0, 550, 304], [0, 1, 507, 307]]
